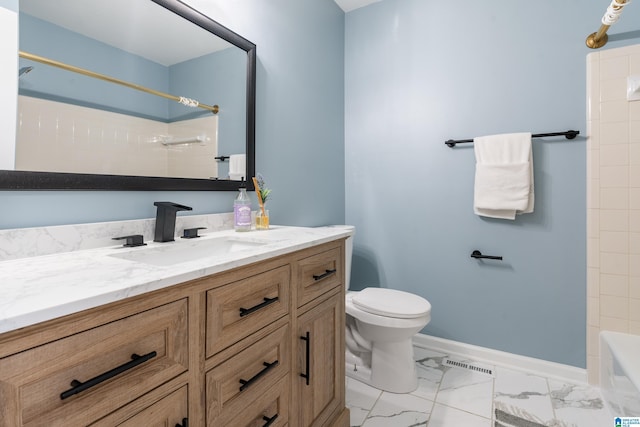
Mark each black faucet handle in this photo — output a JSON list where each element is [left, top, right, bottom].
[[113, 234, 146, 247], [182, 227, 206, 239]]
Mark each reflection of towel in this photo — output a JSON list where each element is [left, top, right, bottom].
[[473, 133, 534, 220], [228, 154, 246, 181]]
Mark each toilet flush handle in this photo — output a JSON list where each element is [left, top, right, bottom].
[[470, 250, 503, 260]]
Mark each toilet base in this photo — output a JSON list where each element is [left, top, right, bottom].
[[345, 338, 418, 393]]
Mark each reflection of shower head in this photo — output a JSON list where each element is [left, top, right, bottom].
[[19, 66, 33, 77]]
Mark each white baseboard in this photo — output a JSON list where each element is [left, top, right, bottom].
[[413, 333, 588, 385]]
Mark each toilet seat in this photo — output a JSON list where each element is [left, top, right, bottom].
[[352, 288, 431, 319]]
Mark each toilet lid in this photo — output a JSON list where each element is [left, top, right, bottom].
[[352, 288, 431, 319]]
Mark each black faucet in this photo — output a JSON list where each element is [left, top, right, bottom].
[[153, 202, 193, 242]]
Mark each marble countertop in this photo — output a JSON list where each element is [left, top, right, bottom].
[[0, 225, 351, 334]]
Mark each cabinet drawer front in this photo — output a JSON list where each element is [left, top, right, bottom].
[[0, 299, 188, 427], [217, 375, 289, 427], [206, 265, 290, 358], [296, 247, 342, 308], [91, 385, 188, 427], [206, 324, 290, 425]]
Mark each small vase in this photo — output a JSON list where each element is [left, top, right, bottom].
[[256, 208, 270, 230]]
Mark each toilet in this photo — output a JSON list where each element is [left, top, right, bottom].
[[329, 225, 431, 393]]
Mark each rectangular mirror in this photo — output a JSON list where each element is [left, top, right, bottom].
[[1, 0, 256, 190]]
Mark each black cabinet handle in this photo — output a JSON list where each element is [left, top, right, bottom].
[[60, 351, 157, 400], [300, 332, 310, 385], [175, 418, 188, 427], [313, 269, 336, 281], [262, 414, 279, 426], [239, 296, 279, 317], [239, 360, 279, 392]]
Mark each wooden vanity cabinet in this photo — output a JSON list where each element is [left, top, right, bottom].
[[295, 292, 344, 427], [0, 299, 189, 427], [0, 238, 349, 427], [293, 245, 347, 427]]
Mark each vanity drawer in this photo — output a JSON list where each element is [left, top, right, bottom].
[[90, 384, 188, 426], [0, 299, 189, 427], [206, 264, 290, 358], [296, 246, 342, 308], [206, 324, 290, 426], [211, 375, 289, 427]]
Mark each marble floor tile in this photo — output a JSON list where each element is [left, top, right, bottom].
[[346, 377, 382, 427], [548, 380, 612, 427], [493, 366, 555, 423], [412, 348, 448, 402], [361, 392, 433, 427], [435, 364, 494, 419], [428, 403, 492, 426]]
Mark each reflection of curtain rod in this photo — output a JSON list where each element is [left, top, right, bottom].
[[586, 0, 631, 49], [19, 51, 219, 114]]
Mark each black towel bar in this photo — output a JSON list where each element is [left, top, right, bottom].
[[471, 250, 503, 261], [445, 130, 579, 147]]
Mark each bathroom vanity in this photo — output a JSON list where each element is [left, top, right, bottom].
[[0, 224, 350, 426]]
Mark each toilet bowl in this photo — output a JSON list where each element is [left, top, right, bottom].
[[323, 225, 432, 393]]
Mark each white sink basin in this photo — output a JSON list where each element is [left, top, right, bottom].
[[109, 236, 269, 266]]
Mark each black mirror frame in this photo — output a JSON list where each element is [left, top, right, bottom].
[[1, 0, 256, 191]]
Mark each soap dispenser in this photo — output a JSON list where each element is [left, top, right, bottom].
[[234, 178, 252, 232]]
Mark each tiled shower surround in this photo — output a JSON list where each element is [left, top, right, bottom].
[[16, 95, 219, 179], [586, 43, 640, 383]]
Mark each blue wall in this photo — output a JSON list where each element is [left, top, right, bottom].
[[0, 0, 345, 230], [345, 0, 639, 367], [0, 0, 16, 12]]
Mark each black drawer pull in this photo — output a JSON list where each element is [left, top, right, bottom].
[[300, 332, 310, 385], [262, 414, 279, 427], [239, 296, 279, 317], [175, 418, 188, 427], [312, 269, 336, 281], [239, 360, 279, 392], [60, 351, 157, 400]]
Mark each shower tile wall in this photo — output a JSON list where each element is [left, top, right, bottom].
[[587, 43, 640, 384], [16, 95, 218, 179]]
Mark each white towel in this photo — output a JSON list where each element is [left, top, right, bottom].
[[473, 132, 534, 220], [228, 154, 246, 181]]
